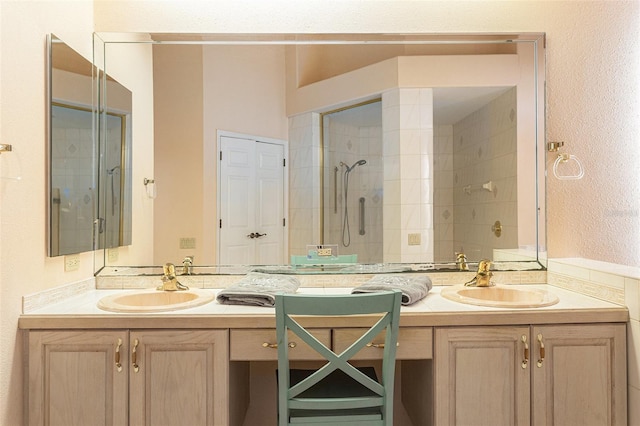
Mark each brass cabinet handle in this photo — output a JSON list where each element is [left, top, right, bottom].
[[115, 338, 123, 372], [132, 338, 140, 373], [262, 342, 296, 349], [521, 335, 529, 369], [537, 333, 545, 368], [366, 342, 400, 349]]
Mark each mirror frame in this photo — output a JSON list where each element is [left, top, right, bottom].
[[93, 32, 547, 275]]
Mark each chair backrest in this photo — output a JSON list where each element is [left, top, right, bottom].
[[275, 290, 402, 426]]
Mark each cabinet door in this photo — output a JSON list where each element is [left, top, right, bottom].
[[532, 324, 627, 426], [434, 326, 531, 426], [129, 329, 229, 426], [27, 330, 128, 426]]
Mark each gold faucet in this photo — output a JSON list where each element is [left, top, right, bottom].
[[464, 259, 494, 287], [182, 256, 193, 275], [157, 263, 189, 291], [456, 252, 469, 271]]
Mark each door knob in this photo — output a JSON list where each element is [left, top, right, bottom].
[[247, 232, 267, 239]]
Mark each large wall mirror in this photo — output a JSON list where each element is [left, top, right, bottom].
[[47, 34, 132, 257], [93, 33, 546, 273]]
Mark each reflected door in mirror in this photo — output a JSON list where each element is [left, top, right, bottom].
[[218, 135, 286, 264]]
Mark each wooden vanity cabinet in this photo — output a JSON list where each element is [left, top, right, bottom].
[[26, 330, 128, 426], [26, 329, 229, 426], [434, 323, 627, 426]]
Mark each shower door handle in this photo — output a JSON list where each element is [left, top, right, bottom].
[[359, 197, 365, 235]]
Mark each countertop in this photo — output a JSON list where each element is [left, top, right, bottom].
[[18, 284, 628, 329]]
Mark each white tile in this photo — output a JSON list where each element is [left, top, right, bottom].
[[421, 203, 434, 229], [382, 105, 400, 130], [590, 269, 626, 290], [421, 154, 432, 179], [419, 101, 433, 129], [382, 88, 399, 107], [547, 259, 591, 280], [384, 179, 401, 205], [383, 130, 400, 156], [400, 104, 420, 129], [383, 155, 400, 181], [421, 179, 433, 204], [400, 154, 421, 180], [626, 278, 640, 321], [400, 204, 421, 230], [420, 129, 436, 154], [398, 88, 420, 105], [382, 204, 401, 230], [400, 178, 421, 205], [399, 129, 421, 155]]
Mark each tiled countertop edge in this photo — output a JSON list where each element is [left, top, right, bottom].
[[23, 277, 95, 314], [548, 258, 640, 306]]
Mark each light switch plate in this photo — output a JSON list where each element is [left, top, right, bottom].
[[180, 237, 196, 249], [408, 233, 421, 246], [107, 247, 119, 263]]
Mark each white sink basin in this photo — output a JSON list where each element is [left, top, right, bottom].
[[441, 285, 559, 308], [97, 289, 215, 313]]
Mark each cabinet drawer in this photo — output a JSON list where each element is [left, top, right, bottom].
[[230, 329, 331, 361], [334, 327, 433, 360]]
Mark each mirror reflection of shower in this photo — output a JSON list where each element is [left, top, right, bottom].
[[322, 99, 383, 263], [107, 165, 120, 216], [340, 159, 366, 247]]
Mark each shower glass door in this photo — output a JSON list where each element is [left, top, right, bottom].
[[322, 100, 383, 264]]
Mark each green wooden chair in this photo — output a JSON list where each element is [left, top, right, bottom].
[[275, 290, 402, 426]]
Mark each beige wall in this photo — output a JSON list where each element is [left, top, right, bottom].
[[151, 44, 288, 265], [1, 1, 638, 424], [0, 1, 95, 423], [153, 45, 204, 264]]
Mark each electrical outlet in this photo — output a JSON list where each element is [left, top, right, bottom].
[[408, 233, 421, 246], [317, 248, 333, 256], [64, 254, 80, 272], [107, 247, 119, 263]]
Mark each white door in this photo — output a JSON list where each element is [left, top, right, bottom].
[[219, 135, 285, 264]]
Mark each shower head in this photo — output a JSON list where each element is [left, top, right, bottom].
[[342, 159, 367, 172]]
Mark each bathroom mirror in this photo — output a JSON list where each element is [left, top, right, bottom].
[[94, 33, 545, 273], [47, 34, 133, 257]]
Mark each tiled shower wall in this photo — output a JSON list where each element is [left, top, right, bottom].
[[290, 88, 436, 263], [433, 125, 454, 261], [287, 113, 321, 257], [452, 87, 518, 260], [382, 88, 434, 263], [50, 105, 96, 255], [323, 119, 383, 263]]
